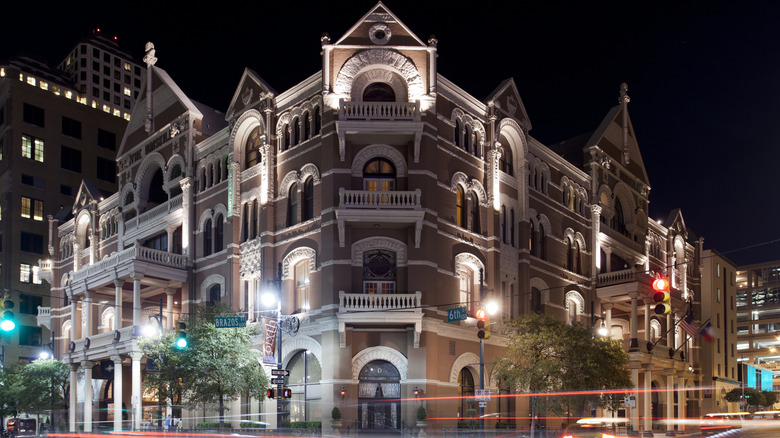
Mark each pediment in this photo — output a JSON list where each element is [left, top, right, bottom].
[[486, 78, 532, 132], [226, 68, 276, 122], [72, 180, 102, 213], [334, 2, 427, 48]]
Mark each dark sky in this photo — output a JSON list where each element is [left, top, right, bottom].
[[4, 1, 779, 266]]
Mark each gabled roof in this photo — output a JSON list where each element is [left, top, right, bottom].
[[486, 78, 532, 132], [72, 180, 110, 213], [226, 68, 277, 121], [585, 103, 650, 186], [334, 1, 427, 47], [117, 66, 204, 158]]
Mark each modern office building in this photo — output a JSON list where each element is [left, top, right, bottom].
[[39, 3, 710, 435]]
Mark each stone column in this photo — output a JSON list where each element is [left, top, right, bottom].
[[166, 226, 175, 253], [71, 297, 79, 340], [69, 363, 78, 432], [604, 303, 613, 338], [84, 290, 93, 337], [667, 313, 674, 350], [114, 279, 124, 330], [83, 360, 94, 432], [130, 351, 144, 431], [165, 288, 175, 330], [591, 205, 602, 273], [630, 292, 639, 346], [643, 298, 653, 342], [677, 376, 686, 432], [643, 370, 652, 435], [631, 368, 639, 432], [112, 355, 124, 431], [666, 374, 674, 433], [132, 275, 144, 327], [180, 177, 192, 257]]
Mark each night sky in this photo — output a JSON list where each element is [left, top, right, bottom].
[[3, 1, 779, 266]]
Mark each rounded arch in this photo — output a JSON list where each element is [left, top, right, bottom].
[[497, 117, 527, 173], [299, 163, 321, 184], [200, 274, 226, 302], [61, 319, 72, 339], [197, 209, 214, 233], [352, 236, 408, 267], [282, 246, 316, 280], [134, 152, 167, 202], [230, 109, 266, 167], [450, 172, 488, 206], [352, 145, 407, 177], [100, 307, 115, 331], [352, 346, 408, 381], [450, 352, 480, 384], [610, 318, 630, 339], [281, 335, 323, 369], [279, 170, 300, 199], [612, 182, 637, 222], [352, 68, 408, 102], [650, 318, 662, 340], [563, 228, 587, 251], [166, 154, 186, 180], [75, 210, 92, 248], [454, 252, 485, 276], [212, 203, 228, 222], [530, 277, 551, 305], [565, 290, 585, 316], [334, 49, 424, 101]]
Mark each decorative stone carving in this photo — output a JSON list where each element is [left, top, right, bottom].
[[369, 23, 391, 45], [282, 247, 316, 280], [351, 237, 408, 267], [351, 346, 408, 381], [334, 49, 424, 101]]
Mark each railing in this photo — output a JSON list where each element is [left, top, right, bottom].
[[72, 245, 187, 283], [339, 99, 420, 121], [339, 291, 422, 312], [37, 306, 51, 318], [73, 325, 138, 352], [39, 259, 53, 271], [597, 268, 636, 286], [126, 194, 183, 232], [339, 188, 421, 209]]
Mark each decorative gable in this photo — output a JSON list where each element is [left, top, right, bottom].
[[226, 68, 276, 123]]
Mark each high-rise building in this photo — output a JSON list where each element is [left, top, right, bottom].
[[39, 3, 710, 435], [0, 34, 142, 365]]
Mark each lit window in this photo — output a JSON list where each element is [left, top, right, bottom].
[[19, 73, 23, 81], [33, 199, 44, 221], [26, 76, 36, 86], [21, 197, 31, 219], [32, 266, 42, 284], [20, 263, 31, 283], [294, 260, 310, 313], [34, 138, 44, 162], [40, 81, 49, 91], [113, 109, 120, 117], [65, 90, 73, 99], [22, 135, 32, 158], [124, 62, 131, 71], [0, 204, 3, 220], [123, 113, 131, 121], [52, 85, 61, 96], [78, 97, 87, 105], [102, 104, 110, 113], [124, 87, 131, 96], [0, 68, 5, 77]]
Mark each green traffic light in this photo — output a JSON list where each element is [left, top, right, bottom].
[[1, 319, 15, 332], [176, 337, 187, 348]]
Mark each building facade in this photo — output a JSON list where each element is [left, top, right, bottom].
[[39, 3, 709, 435], [0, 44, 138, 364]]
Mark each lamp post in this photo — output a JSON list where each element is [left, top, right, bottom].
[[264, 263, 283, 430], [38, 329, 55, 432], [143, 298, 164, 428], [477, 268, 499, 438], [590, 301, 609, 336]]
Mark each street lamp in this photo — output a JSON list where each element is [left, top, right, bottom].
[[38, 333, 55, 432], [142, 298, 165, 429], [263, 262, 284, 430]]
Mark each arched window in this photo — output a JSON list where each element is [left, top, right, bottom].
[[575, 241, 582, 275], [500, 206, 506, 244], [294, 259, 310, 313], [510, 209, 515, 247], [209, 284, 221, 306], [363, 157, 395, 192], [302, 178, 314, 221], [363, 249, 396, 294], [363, 83, 395, 102], [474, 132, 482, 158], [358, 360, 401, 431], [314, 107, 321, 134], [454, 120, 461, 147], [283, 124, 291, 151], [459, 267, 475, 311], [469, 191, 480, 234], [567, 295, 580, 324], [529, 222, 536, 255], [456, 186, 467, 228], [463, 127, 471, 152], [203, 219, 213, 257], [214, 214, 224, 252], [147, 168, 167, 208], [303, 112, 311, 140], [458, 368, 475, 419], [293, 118, 300, 146], [287, 350, 321, 422], [531, 287, 542, 313], [613, 198, 626, 235], [566, 237, 574, 272], [242, 203, 249, 242], [499, 145, 513, 176], [287, 183, 299, 227], [245, 126, 262, 169], [539, 223, 546, 260]]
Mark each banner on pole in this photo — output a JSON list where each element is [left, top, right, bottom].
[[262, 317, 279, 365]]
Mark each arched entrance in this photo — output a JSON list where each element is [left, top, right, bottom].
[[358, 360, 401, 432]]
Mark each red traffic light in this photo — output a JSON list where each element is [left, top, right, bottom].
[[476, 308, 490, 339], [652, 278, 669, 292], [652, 277, 671, 315], [267, 388, 275, 399], [475, 308, 487, 321]]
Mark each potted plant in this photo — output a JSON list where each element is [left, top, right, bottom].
[[416, 406, 428, 427], [331, 407, 342, 428]]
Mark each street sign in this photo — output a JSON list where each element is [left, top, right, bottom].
[[271, 369, 290, 376], [479, 401, 487, 408], [215, 316, 247, 328], [475, 389, 491, 401], [271, 377, 285, 385], [624, 396, 636, 407], [447, 306, 468, 322]]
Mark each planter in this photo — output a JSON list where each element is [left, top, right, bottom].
[[416, 421, 428, 428], [331, 421, 343, 428]]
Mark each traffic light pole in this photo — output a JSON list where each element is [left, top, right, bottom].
[[273, 263, 283, 431]]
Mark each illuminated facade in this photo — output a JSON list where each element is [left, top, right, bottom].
[[39, 3, 709, 435]]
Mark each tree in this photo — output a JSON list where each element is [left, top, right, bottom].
[[139, 303, 269, 427], [0, 364, 23, 420], [494, 313, 632, 426], [724, 387, 778, 409], [16, 359, 69, 427]]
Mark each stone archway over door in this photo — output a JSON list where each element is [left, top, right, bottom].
[[357, 360, 401, 431]]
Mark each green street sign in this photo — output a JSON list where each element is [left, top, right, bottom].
[[447, 306, 467, 322], [215, 316, 247, 328]]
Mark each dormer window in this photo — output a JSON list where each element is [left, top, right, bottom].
[[363, 83, 395, 102]]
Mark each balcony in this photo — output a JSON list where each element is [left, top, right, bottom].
[[67, 325, 140, 361], [336, 99, 423, 163], [37, 306, 52, 330], [124, 194, 183, 234], [336, 188, 424, 248], [337, 291, 423, 348]]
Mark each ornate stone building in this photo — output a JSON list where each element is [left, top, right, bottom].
[[39, 3, 706, 435]]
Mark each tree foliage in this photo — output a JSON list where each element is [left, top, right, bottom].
[[494, 313, 633, 418], [724, 387, 778, 408], [138, 303, 269, 426], [0, 364, 23, 419], [16, 359, 70, 415]]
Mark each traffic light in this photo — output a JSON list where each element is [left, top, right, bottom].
[[267, 388, 275, 399], [652, 277, 671, 315], [0, 298, 15, 332], [281, 387, 292, 398], [476, 308, 490, 339], [175, 322, 187, 349]]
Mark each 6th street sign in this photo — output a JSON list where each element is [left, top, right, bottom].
[[447, 306, 467, 322]]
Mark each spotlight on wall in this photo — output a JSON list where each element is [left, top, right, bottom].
[[339, 386, 346, 400], [414, 386, 420, 398]]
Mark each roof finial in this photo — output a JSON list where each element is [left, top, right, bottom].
[[143, 42, 157, 134], [619, 82, 630, 165]]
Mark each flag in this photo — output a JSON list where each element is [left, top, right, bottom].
[[700, 322, 716, 343], [679, 314, 700, 338], [262, 317, 279, 365]]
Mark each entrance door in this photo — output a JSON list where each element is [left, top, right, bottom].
[[358, 360, 401, 433]]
